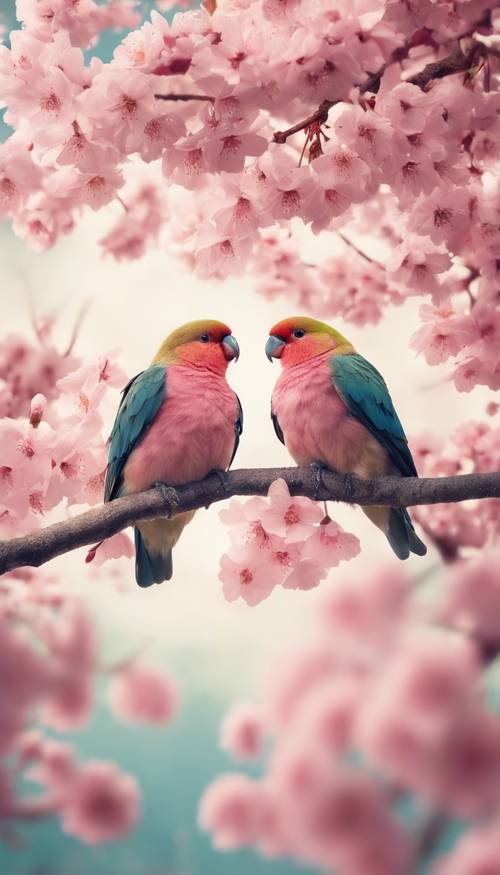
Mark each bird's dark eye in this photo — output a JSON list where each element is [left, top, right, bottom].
[[199, 333, 210, 343], [293, 328, 305, 339]]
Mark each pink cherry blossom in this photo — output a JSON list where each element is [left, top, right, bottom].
[[302, 518, 360, 566], [429, 707, 500, 817], [219, 545, 283, 606], [433, 825, 500, 875], [410, 304, 476, 367], [28, 739, 77, 798], [42, 672, 93, 732], [445, 553, 500, 646], [88, 532, 135, 566], [219, 480, 360, 604], [109, 664, 179, 726], [199, 774, 265, 850], [259, 479, 324, 541], [293, 677, 365, 757], [220, 702, 265, 760], [61, 761, 141, 844]]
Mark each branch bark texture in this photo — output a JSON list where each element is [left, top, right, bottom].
[[1, 468, 499, 576]]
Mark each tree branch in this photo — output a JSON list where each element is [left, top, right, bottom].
[[336, 231, 381, 265], [272, 36, 489, 144], [0, 469, 499, 576], [407, 41, 486, 89], [273, 99, 338, 144], [154, 93, 214, 102]]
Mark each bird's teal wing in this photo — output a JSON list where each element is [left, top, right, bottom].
[[104, 364, 166, 502], [229, 394, 244, 468], [331, 354, 418, 478], [270, 401, 285, 445]]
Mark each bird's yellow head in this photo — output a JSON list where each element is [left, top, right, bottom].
[[266, 316, 353, 368], [153, 320, 239, 374]]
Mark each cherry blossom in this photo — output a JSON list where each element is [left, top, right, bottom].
[[203, 557, 500, 872], [433, 825, 500, 875], [219, 479, 360, 604], [0, 563, 174, 845], [220, 702, 265, 760], [109, 663, 179, 726], [412, 422, 500, 560], [198, 774, 266, 850], [61, 761, 141, 844]]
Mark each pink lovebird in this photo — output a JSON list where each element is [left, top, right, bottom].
[[265, 317, 426, 560], [105, 320, 242, 587]]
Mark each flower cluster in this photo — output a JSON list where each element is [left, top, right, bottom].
[[201, 558, 500, 874], [0, 568, 178, 844], [0, 318, 132, 549], [411, 419, 500, 560], [251, 229, 404, 327], [0, 1, 498, 390], [218, 479, 360, 606], [0, 315, 79, 420]]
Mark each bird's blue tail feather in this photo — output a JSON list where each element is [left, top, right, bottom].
[[387, 508, 427, 560], [134, 528, 173, 587]]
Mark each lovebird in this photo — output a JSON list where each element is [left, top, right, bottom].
[[104, 320, 242, 587], [265, 317, 426, 560]]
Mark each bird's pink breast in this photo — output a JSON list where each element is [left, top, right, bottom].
[[272, 354, 388, 477], [123, 365, 238, 492]]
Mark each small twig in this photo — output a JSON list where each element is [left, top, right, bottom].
[[154, 93, 214, 102], [116, 194, 129, 213], [63, 299, 91, 357], [336, 231, 381, 266], [359, 39, 414, 96], [414, 810, 449, 871], [415, 518, 460, 564], [273, 99, 337, 145], [0, 468, 499, 576], [408, 41, 487, 89]]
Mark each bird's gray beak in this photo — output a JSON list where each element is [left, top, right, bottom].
[[265, 334, 285, 362], [222, 334, 240, 362]]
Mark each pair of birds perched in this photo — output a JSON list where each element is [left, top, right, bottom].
[[104, 317, 426, 587]]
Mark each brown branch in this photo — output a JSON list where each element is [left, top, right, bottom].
[[407, 41, 486, 89], [63, 299, 91, 357], [154, 93, 214, 102], [273, 99, 338, 145], [336, 231, 381, 266], [358, 39, 415, 96], [0, 469, 499, 576], [273, 29, 490, 144]]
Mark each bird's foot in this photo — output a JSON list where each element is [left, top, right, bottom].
[[154, 482, 180, 518], [208, 468, 229, 492], [310, 461, 330, 500], [343, 473, 355, 504], [204, 469, 229, 509]]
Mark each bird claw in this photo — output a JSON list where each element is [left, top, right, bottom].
[[154, 482, 180, 518], [310, 461, 329, 499], [204, 469, 229, 509], [208, 469, 229, 492], [343, 473, 355, 503]]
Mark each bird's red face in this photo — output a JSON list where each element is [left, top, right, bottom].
[[266, 318, 336, 368], [175, 322, 240, 374]]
